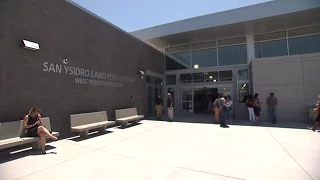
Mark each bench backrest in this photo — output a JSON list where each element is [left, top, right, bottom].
[[70, 111, 108, 127], [115, 108, 138, 119], [0, 121, 22, 140], [19, 117, 53, 138], [0, 117, 53, 140]]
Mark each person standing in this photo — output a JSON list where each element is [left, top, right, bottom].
[[218, 93, 229, 128], [267, 93, 278, 124], [213, 94, 220, 123], [225, 95, 233, 124], [253, 93, 261, 125], [167, 93, 174, 122], [247, 94, 255, 123], [155, 94, 163, 120]]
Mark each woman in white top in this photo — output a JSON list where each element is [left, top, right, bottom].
[[225, 95, 233, 124]]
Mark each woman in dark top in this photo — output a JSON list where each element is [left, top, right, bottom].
[[24, 107, 58, 154], [253, 93, 261, 125]]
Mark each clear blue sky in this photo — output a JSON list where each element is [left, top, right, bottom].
[[72, 0, 271, 32]]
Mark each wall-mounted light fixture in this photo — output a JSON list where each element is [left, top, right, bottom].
[[63, 59, 68, 64], [22, 40, 40, 51], [138, 70, 145, 79]]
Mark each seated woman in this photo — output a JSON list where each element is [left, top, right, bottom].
[[23, 107, 58, 154]]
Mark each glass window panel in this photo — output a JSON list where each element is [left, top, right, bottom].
[[218, 37, 246, 46], [218, 45, 247, 66], [165, 75, 176, 85], [154, 77, 163, 85], [288, 25, 320, 37], [180, 74, 192, 83], [255, 39, 288, 58], [191, 41, 216, 50], [182, 102, 193, 112], [219, 70, 233, 81], [237, 69, 249, 81], [146, 76, 153, 83], [192, 73, 205, 83], [181, 89, 192, 101], [166, 45, 190, 53], [191, 48, 217, 68], [289, 34, 320, 55], [205, 72, 218, 82], [238, 83, 249, 102], [166, 52, 191, 71], [254, 31, 286, 42]]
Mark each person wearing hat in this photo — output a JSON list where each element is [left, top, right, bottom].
[[167, 93, 174, 122]]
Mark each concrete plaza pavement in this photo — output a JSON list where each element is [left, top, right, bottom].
[[0, 118, 319, 180]]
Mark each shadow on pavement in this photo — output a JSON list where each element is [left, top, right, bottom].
[[0, 145, 57, 164], [67, 130, 114, 142], [116, 122, 143, 129]]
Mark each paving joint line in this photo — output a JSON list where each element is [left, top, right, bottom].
[[99, 149, 244, 180], [15, 148, 97, 180], [98, 122, 168, 149], [264, 128, 314, 180]]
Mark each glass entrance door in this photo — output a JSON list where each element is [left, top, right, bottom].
[[181, 89, 193, 113], [194, 88, 218, 114], [146, 76, 164, 116], [147, 85, 154, 114]]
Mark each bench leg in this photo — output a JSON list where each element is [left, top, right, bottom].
[[99, 126, 107, 133], [121, 122, 128, 128], [32, 141, 41, 150], [80, 130, 89, 138], [132, 119, 138, 125]]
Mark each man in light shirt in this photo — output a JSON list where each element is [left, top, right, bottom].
[[267, 93, 278, 124]]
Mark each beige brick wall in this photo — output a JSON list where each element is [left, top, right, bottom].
[[252, 53, 320, 122]]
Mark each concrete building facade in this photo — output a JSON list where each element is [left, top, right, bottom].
[[132, 0, 320, 122], [0, 0, 164, 136]]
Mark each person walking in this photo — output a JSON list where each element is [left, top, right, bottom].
[[155, 94, 163, 120], [267, 93, 278, 124], [167, 93, 174, 122], [310, 103, 320, 131]]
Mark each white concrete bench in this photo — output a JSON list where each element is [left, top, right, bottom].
[[70, 111, 115, 138], [115, 108, 144, 128], [0, 117, 59, 150]]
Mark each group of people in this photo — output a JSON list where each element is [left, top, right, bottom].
[[155, 93, 174, 122], [243, 93, 277, 125]]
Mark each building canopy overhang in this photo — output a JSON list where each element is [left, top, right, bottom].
[[131, 0, 320, 50]]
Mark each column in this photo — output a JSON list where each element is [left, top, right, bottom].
[[246, 34, 255, 63]]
